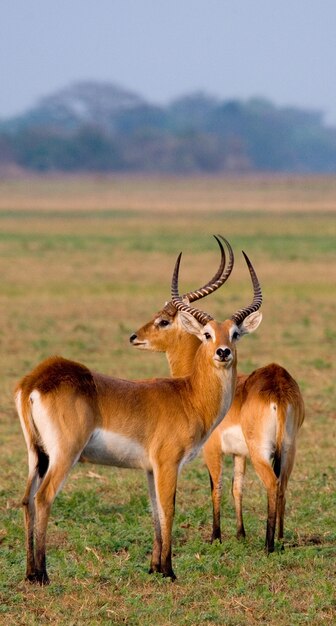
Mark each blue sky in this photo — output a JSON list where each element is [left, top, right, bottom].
[[1, 0, 336, 123]]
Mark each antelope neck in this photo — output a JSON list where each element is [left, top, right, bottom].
[[166, 334, 201, 377], [184, 350, 236, 438]]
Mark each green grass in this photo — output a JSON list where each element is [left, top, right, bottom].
[[0, 224, 335, 255], [0, 175, 335, 625]]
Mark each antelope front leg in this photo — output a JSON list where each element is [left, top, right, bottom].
[[203, 437, 223, 543], [146, 470, 162, 574], [208, 469, 223, 543], [232, 454, 246, 540], [153, 462, 178, 580]]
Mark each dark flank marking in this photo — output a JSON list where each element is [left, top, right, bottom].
[[272, 449, 281, 479], [37, 446, 49, 478]]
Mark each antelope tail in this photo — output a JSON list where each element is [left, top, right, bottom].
[[15, 387, 49, 478], [273, 402, 287, 479]]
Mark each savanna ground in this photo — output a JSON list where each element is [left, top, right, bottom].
[[0, 174, 335, 625]]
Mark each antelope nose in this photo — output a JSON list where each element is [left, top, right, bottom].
[[216, 348, 231, 361], [129, 333, 137, 344]]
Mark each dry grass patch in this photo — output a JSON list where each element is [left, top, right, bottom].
[[1, 173, 336, 213], [0, 175, 335, 625]]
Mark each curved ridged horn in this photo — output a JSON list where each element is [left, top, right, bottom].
[[171, 253, 214, 326], [185, 235, 234, 302], [163, 235, 234, 316], [231, 252, 262, 326]]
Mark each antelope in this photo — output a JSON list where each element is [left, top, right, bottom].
[[131, 239, 305, 553], [202, 364, 305, 552], [15, 247, 262, 584]]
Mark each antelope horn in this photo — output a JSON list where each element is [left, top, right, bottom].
[[231, 252, 262, 326], [185, 235, 234, 302], [171, 253, 214, 326], [163, 235, 234, 315]]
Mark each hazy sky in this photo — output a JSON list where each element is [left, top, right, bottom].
[[1, 0, 336, 123]]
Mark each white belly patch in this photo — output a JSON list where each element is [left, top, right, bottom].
[[81, 429, 149, 470], [221, 425, 249, 457]]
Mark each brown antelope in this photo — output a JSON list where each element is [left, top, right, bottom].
[[15, 248, 262, 584], [202, 365, 305, 552], [131, 242, 305, 554]]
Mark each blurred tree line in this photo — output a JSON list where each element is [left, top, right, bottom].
[[1, 82, 336, 173]]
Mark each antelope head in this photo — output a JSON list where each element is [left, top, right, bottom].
[[129, 235, 234, 354], [170, 250, 263, 372]]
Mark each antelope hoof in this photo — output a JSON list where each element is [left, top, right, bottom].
[[26, 571, 50, 587], [210, 531, 222, 544], [162, 570, 176, 582], [26, 572, 37, 584], [236, 528, 246, 541]]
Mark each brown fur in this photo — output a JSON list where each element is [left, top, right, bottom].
[[132, 314, 304, 552], [16, 316, 249, 584]]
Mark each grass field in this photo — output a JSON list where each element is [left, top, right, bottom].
[[0, 174, 335, 625]]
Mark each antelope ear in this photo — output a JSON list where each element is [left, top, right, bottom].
[[177, 310, 204, 339], [238, 310, 263, 336]]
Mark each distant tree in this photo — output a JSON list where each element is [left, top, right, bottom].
[[168, 92, 219, 132], [3, 80, 336, 174], [243, 108, 296, 170], [0, 133, 14, 164], [115, 105, 168, 135], [293, 126, 336, 172], [167, 131, 223, 173], [62, 126, 123, 171], [13, 130, 65, 171], [121, 129, 178, 172], [14, 127, 123, 172]]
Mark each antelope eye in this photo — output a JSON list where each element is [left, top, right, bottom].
[[232, 330, 240, 340], [159, 319, 170, 328], [204, 332, 212, 340]]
